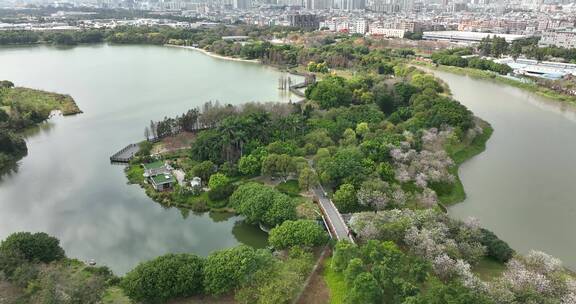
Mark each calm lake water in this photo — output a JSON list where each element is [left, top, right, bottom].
[[0, 44, 299, 274], [431, 70, 576, 270]]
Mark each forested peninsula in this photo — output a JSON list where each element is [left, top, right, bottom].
[[0, 81, 81, 171]]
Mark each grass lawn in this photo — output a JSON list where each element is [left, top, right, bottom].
[[321, 257, 346, 304], [125, 164, 145, 184], [473, 257, 506, 282], [1, 87, 81, 115], [276, 179, 302, 197], [102, 287, 133, 304]]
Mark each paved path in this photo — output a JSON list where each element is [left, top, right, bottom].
[[312, 184, 354, 243], [172, 169, 186, 186], [307, 160, 354, 243]]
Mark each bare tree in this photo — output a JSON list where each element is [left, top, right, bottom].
[[144, 126, 150, 141]]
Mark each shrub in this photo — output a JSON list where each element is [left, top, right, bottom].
[[480, 228, 514, 263]]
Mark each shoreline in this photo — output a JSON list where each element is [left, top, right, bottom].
[[165, 44, 260, 63], [0, 87, 81, 173], [440, 120, 493, 207], [413, 61, 576, 105]]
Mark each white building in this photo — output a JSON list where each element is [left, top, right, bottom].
[[495, 57, 576, 80], [539, 30, 576, 49], [423, 31, 527, 44], [351, 19, 368, 34], [369, 27, 405, 38]]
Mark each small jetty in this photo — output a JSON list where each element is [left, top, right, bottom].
[[110, 143, 140, 163]]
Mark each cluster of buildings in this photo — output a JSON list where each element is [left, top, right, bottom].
[[0, 0, 575, 48], [142, 161, 176, 191], [142, 161, 204, 192], [495, 58, 576, 80], [317, 17, 421, 37], [539, 29, 576, 48]]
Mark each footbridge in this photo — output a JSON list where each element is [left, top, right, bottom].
[[308, 161, 354, 243]]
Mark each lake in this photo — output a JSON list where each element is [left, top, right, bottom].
[[0, 44, 299, 274], [431, 70, 576, 270]]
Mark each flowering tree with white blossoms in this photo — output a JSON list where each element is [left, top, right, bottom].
[[488, 250, 576, 304]]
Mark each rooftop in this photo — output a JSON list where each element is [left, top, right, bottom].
[[151, 173, 175, 185], [142, 161, 165, 170], [423, 31, 527, 42]]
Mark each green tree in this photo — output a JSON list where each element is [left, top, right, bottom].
[[230, 183, 276, 224], [491, 36, 509, 58], [0, 232, 65, 263], [378, 162, 396, 182], [305, 76, 353, 109], [340, 128, 357, 146], [121, 253, 205, 303], [268, 220, 328, 249], [331, 241, 359, 272], [480, 228, 514, 263], [204, 246, 267, 295], [410, 74, 443, 93], [208, 173, 230, 190], [345, 272, 381, 304], [262, 194, 297, 227], [230, 183, 296, 226], [298, 167, 319, 191], [333, 183, 358, 212], [344, 258, 364, 284], [192, 160, 215, 184], [415, 279, 492, 304], [238, 154, 261, 176], [261, 154, 296, 181], [304, 129, 334, 148], [355, 122, 369, 138]]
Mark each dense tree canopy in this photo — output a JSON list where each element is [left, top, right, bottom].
[[229, 182, 297, 227], [268, 220, 328, 249], [305, 76, 353, 109], [121, 253, 205, 303], [203, 246, 268, 295], [0, 232, 65, 263]]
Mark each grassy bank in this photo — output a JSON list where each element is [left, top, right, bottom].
[[2, 87, 82, 116], [321, 257, 346, 304], [438, 120, 494, 206], [414, 61, 576, 104], [0, 85, 81, 172]]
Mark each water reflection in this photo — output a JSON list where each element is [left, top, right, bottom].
[[429, 70, 576, 270], [0, 44, 291, 274]]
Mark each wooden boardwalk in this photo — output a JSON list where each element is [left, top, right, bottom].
[[110, 144, 140, 163]]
